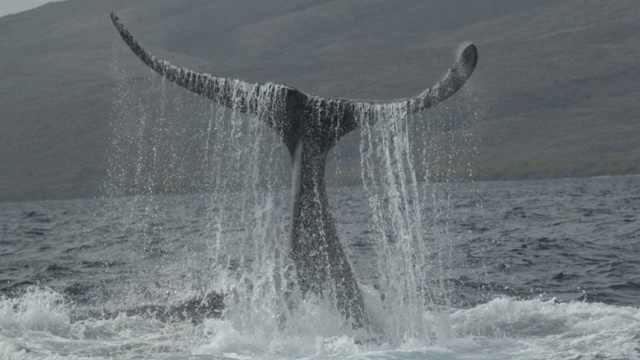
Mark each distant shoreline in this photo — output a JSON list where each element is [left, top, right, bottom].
[[2, 173, 639, 204]]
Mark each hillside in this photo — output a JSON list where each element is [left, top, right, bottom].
[[1, 0, 639, 201]]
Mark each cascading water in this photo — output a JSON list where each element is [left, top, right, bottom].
[[358, 103, 433, 340], [105, 33, 480, 343], [106, 57, 298, 337], [355, 88, 483, 342]]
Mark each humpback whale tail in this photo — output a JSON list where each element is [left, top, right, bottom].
[[110, 13, 476, 151], [110, 12, 477, 331]]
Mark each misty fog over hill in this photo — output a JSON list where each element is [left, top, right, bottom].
[[1, 0, 639, 201]]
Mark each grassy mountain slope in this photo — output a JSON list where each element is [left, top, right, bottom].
[[1, 0, 638, 201]]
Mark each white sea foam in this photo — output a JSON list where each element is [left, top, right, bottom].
[[2, 288, 639, 359], [450, 297, 640, 360], [0, 287, 71, 336]]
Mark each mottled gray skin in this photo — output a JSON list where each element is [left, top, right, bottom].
[[111, 13, 477, 329]]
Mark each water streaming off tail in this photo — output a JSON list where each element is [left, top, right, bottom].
[[106, 50, 482, 344], [106, 59, 294, 336], [355, 86, 483, 341]]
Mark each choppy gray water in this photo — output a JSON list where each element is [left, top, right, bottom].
[[1, 175, 639, 359]]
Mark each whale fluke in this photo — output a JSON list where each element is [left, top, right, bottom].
[[110, 13, 476, 138], [111, 12, 477, 331]]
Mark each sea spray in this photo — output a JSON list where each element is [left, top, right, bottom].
[[0, 287, 70, 335]]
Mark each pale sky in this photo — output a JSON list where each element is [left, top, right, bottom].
[[0, 0, 66, 18]]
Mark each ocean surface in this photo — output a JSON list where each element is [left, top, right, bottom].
[[1, 175, 639, 359]]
